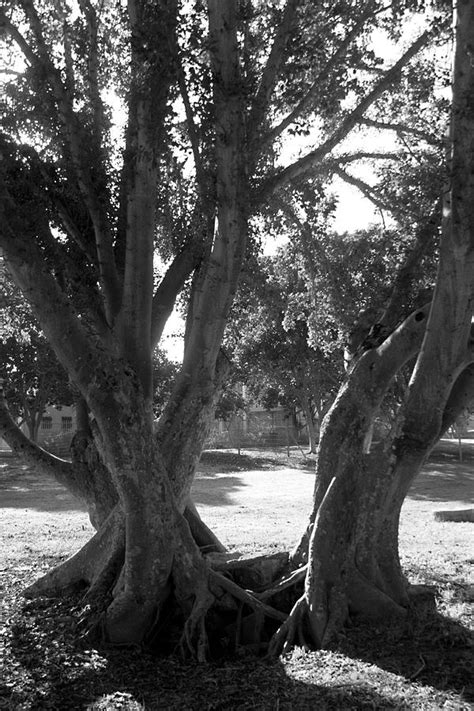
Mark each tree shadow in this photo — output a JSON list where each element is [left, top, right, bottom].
[[192, 471, 248, 507], [337, 595, 474, 705], [6, 602, 438, 710], [0, 462, 87, 513], [200, 449, 286, 471], [407, 459, 474, 504]]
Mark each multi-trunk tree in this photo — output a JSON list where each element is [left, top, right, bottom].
[[0, 0, 457, 657]]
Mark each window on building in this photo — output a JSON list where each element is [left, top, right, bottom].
[[61, 416, 73, 432], [41, 416, 53, 430]]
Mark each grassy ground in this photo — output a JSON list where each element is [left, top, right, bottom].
[[0, 442, 473, 710]]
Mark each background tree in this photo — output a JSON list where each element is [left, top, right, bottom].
[[0, 0, 445, 656], [230, 248, 342, 452], [0, 267, 73, 441]]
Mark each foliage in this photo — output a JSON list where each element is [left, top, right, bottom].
[[228, 247, 342, 452], [214, 384, 246, 423], [152, 349, 179, 419], [0, 269, 73, 440]]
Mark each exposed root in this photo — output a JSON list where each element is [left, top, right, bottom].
[[256, 564, 308, 601], [171, 512, 216, 660], [105, 590, 162, 646], [209, 570, 287, 624], [184, 498, 227, 553], [349, 568, 407, 621], [25, 509, 124, 599], [267, 595, 309, 658], [179, 587, 215, 662]]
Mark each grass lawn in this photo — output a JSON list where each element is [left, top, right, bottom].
[[0, 442, 473, 710]]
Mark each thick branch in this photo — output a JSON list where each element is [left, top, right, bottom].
[[151, 241, 203, 350], [118, 0, 177, 398], [0, 394, 89, 499], [14, 1, 121, 319], [0, 215, 104, 399]]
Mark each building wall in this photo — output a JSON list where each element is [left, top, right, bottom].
[[34, 404, 76, 444]]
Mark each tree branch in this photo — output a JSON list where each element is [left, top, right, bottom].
[[261, 29, 432, 195], [151, 240, 203, 350], [14, 1, 121, 321], [333, 165, 413, 217], [248, 0, 301, 140], [177, 55, 206, 189], [77, 0, 107, 147], [117, 0, 178, 398], [0, 391, 74, 483], [263, 6, 388, 147], [359, 117, 444, 147], [0, 200, 104, 398]]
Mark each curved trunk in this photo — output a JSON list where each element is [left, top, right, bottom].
[[271, 308, 429, 654], [274, 13, 474, 650]]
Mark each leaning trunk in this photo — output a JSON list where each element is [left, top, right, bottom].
[[271, 1, 474, 655]]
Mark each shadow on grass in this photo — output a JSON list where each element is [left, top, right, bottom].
[[192, 472, 248, 507], [199, 449, 286, 471], [5, 608, 427, 711], [5, 587, 473, 711], [0, 462, 87, 514], [338, 595, 474, 704], [407, 459, 474, 504]]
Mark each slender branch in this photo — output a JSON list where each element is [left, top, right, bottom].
[[77, 0, 106, 146], [360, 117, 444, 146], [276, 197, 347, 313], [263, 6, 388, 147], [333, 165, 413, 217], [248, 0, 301, 140], [334, 151, 405, 164], [261, 30, 432, 195]]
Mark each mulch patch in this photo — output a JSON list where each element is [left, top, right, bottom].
[[1, 567, 473, 710]]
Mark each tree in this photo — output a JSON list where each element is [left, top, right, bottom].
[[270, 2, 474, 654], [230, 249, 342, 453], [0, 0, 444, 656], [0, 269, 73, 441]]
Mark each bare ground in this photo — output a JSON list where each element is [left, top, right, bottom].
[[0, 441, 473, 710]]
